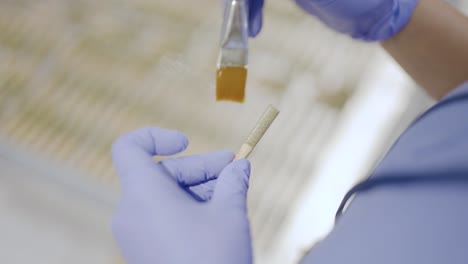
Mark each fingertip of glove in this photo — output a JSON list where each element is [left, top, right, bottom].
[[248, 14, 262, 37], [231, 159, 251, 176], [217, 149, 236, 160], [177, 132, 189, 151], [148, 127, 189, 154], [248, 0, 263, 37], [111, 127, 189, 157]]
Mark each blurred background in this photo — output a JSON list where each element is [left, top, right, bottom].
[[1, 0, 467, 263]]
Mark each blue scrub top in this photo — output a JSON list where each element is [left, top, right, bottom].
[[301, 81, 468, 264]]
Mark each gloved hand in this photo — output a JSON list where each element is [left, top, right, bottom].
[[111, 127, 253, 264], [295, 0, 418, 41], [248, 0, 418, 41]]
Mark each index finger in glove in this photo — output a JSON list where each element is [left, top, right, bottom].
[[160, 150, 234, 187]]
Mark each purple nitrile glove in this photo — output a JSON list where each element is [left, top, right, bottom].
[[294, 0, 418, 41], [249, 0, 264, 37], [111, 127, 253, 264], [222, 0, 264, 37], [247, 0, 418, 41]]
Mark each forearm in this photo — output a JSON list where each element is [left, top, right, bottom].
[[382, 0, 468, 99]]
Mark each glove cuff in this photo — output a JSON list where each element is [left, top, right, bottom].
[[361, 0, 419, 42]]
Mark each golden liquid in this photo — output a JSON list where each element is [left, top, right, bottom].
[[216, 67, 247, 103]]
